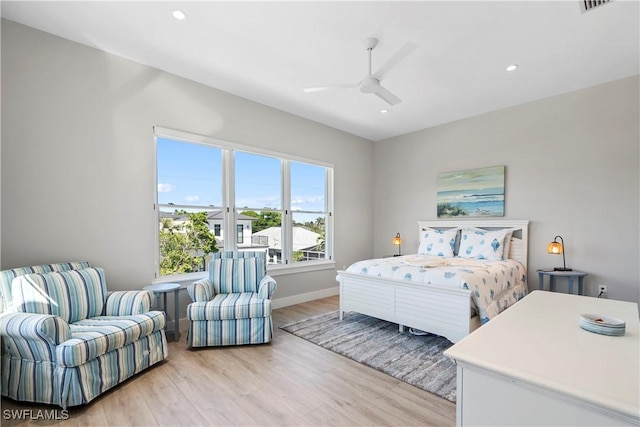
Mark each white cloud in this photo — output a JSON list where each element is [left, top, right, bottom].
[[292, 195, 324, 204], [157, 183, 176, 193], [185, 195, 200, 203]]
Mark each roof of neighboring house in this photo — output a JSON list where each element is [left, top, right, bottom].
[[158, 210, 256, 222], [252, 226, 321, 251], [206, 211, 256, 221]]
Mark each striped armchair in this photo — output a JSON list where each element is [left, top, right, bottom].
[[0, 263, 168, 408], [186, 254, 277, 347]]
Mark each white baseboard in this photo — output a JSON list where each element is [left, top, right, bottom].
[[271, 286, 339, 309]]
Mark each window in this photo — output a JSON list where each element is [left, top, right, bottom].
[[290, 161, 328, 263], [237, 225, 244, 244], [235, 152, 283, 263], [156, 137, 223, 276], [154, 127, 333, 278]]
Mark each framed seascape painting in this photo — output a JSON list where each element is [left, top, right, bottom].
[[437, 166, 505, 218]]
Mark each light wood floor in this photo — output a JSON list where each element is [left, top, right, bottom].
[[1, 296, 455, 426]]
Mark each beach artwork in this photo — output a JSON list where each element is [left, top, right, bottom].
[[437, 166, 505, 217]]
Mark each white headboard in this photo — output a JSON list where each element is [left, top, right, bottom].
[[417, 219, 529, 269]]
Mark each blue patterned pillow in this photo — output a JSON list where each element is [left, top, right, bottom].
[[417, 228, 458, 257], [458, 228, 511, 261]]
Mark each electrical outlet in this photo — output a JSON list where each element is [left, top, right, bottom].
[[598, 285, 608, 298]]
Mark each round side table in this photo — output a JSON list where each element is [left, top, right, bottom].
[[143, 283, 180, 342], [537, 269, 588, 295]]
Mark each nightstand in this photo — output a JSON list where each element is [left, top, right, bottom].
[[537, 269, 588, 295]]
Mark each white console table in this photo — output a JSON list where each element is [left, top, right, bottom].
[[444, 290, 639, 426]]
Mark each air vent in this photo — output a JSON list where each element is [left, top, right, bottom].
[[580, 0, 612, 13]]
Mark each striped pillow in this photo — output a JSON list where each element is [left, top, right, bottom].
[[12, 268, 108, 323], [0, 261, 90, 313]]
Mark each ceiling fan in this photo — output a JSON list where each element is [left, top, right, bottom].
[[303, 37, 417, 106]]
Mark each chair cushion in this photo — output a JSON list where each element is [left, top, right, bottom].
[[211, 251, 267, 260], [210, 258, 265, 294], [12, 268, 107, 323], [0, 261, 90, 313], [57, 311, 166, 367], [187, 292, 271, 321], [210, 251, 267, 275]]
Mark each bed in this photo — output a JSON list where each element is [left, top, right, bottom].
[[336, 219, 529, 343]]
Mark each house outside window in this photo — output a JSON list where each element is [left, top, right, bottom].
[[154, 127, 334, 279]]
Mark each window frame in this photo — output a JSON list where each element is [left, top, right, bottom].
[[153, 126, 335, 282]]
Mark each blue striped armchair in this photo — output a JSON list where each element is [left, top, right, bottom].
[[0, 263, 168, 408], [186, 253, 277, 347]]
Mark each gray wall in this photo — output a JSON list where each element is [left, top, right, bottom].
[[374, 76, 640, 304], [1, 20, 374, 309], [2, 19, 639, 309]]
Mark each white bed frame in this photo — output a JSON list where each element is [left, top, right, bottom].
[[336, 219, 529, 343]]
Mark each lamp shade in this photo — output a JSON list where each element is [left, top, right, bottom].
[[392, 233, 402, 246], [547, 241, 563, 254], [392, 232, 402, 256], [547, 235, 571, 271]]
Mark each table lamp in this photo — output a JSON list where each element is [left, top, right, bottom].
[[547, 235, 572, 271], [392, 232, 402, 257]]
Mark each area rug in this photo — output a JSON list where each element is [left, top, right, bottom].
[[280, 311, 457, 402]]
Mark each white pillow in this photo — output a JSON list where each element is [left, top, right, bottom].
[[458, 228, 511, 261], [417, 228, 458, 257]]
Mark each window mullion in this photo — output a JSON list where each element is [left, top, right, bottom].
[[326, 167, 334, 260], [223, 149, 236, 251], [282, 159, 292, 264]]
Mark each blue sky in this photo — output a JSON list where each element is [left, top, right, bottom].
[[157, 138, 325, 213]]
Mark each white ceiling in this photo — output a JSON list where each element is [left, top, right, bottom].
[[2, 1, 639, 141]]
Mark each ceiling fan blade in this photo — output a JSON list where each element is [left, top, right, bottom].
[[374, 85, 401, 106], [303, 84, 358, 93], [373, 42, 417, 80]]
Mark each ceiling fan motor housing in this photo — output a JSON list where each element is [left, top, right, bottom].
[[365, 37, 379, 50], [360, 77, 380, 93]]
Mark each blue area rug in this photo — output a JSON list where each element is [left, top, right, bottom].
[[280, 311, 456, 402]]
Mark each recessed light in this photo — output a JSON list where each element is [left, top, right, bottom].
[[172, 10, 186, 20], [381, 109, 389, 114], [506, 64, 519, 72]]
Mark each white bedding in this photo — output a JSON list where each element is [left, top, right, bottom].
[[345, 254, 528, 323]]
